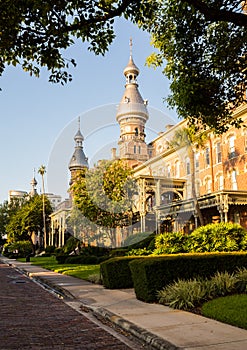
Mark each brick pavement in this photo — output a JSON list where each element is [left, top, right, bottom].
[[0, 263, 141, 350]]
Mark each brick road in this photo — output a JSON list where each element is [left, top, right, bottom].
[[0, 263, 142, 350]]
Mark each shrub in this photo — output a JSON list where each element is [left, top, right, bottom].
[[234, 267, 247, 293], [56, 254, 69, 264], [110, 248, 129, 257], [126, 248, 152, 256], [80, 245, 111, 257], [3, 241, 33, 258], [45, 245, 56, 255], [129, 252, 247, 302], [153, 223, 247, 255], [210, 271, 237, 297], [100, 256, 141, 289], [157, 269, 247, 311], [65, 255, 99, 264], [186, 223, 247, 253], [153, 231, 187, 254], [63, 236, 80, 254], [157, 278, 211, 310]]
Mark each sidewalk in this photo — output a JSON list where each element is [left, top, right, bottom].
[[1, 257, 247, 350]]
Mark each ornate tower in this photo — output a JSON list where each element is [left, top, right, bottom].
[[116, 39, 149, 167], [69, 117, 89, 185], [29, 170, 38, 197]]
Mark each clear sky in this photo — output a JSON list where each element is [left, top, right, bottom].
[[0, 18, 178, 204]]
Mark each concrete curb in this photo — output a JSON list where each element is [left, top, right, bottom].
[[93, 307, 182, 350]]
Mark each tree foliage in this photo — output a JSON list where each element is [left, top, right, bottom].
[[70, 159, 136, 246], [146, 0, 247, 132], [0, 1, 246, 130], [5, 195, 52, 247], [0, 0, 153, 84]]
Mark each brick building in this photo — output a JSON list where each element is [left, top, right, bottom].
[[132, 104, 247, 233]]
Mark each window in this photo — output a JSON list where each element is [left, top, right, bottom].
[[195, 152, 199, 170], [134, 145, 136, 154], [216, 142, 222, 163], [175, 160, 180, 178], [186, 157, 190, 175], [205, 147, 210, 167], [228, 135, 235, 158], [138, 146, 141, 154], [216, 173, 224, 190], [231, 169, 238, 190], [195, 179, 200, 196], [204, 177, 211, 193], [167, 164, 171, 178]]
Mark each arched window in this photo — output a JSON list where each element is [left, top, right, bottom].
[[186, 157, 190, 175], [231, 169, 238, 190], [175, 160, 180, 178]]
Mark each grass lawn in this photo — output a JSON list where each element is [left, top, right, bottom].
[[202, 294, 247, 330], [18, 256, 100, 281]]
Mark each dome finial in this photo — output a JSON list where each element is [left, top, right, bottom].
[[130, 37, 133, 57], [78, 116, 80, 131]]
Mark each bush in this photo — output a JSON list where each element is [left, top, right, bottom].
[[186, 223, 247, 252], [56, 254, 69, 264], [80, 245, 111, 257], [45, 245, 56, 255], [100, 257, 141, 289], [153, 231, 187, 254], [63, 236, 80, 254], [234, 267, 247, 293], [3, 241, 33, 258], [110, 248, 129, 257], [65, 255, 99, 264], [157, 269, 247, 311], [157, 278, 211, 310], [153, 223, 247, 255], [126, 248, 152, 256], [129, 252, 247, 302]]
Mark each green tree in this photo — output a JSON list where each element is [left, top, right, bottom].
[[0, 198, 25, 245], [6, 195, 52, 252], [146, 0, 247, 132], [1, 1, 246, 130], [169, 125, 206, 226], [71, 159, 136, 247]]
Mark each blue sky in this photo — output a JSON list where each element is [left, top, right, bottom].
[[0, 18, 178, 203]]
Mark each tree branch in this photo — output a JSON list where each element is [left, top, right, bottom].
[[64, 0, 134, 32], [185, 0, 247, 27]]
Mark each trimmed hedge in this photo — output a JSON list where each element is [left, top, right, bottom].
[[64, 255, 109, 264], [100, 256, 141, 289], [129, 252, 247, 303]]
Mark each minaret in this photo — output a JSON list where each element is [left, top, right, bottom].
[[30, 169, 38, 197], [69, 117, 89, 185], [116, 38, 149, 167]]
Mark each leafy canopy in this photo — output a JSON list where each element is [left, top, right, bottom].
[[70, 159, 136, 246], [145, 0, 247, 132], [0, 0, 246, 130]]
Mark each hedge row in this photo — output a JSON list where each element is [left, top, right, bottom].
[[100, 252, 247, 302], [100, 256, 141, 289], [56, 254, 109, 265]]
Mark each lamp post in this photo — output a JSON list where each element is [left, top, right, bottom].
[[38, 165, 47, 249]]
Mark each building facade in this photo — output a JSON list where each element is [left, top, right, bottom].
[[48, 42, 247, 248], [132, 105, 247, 233]]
